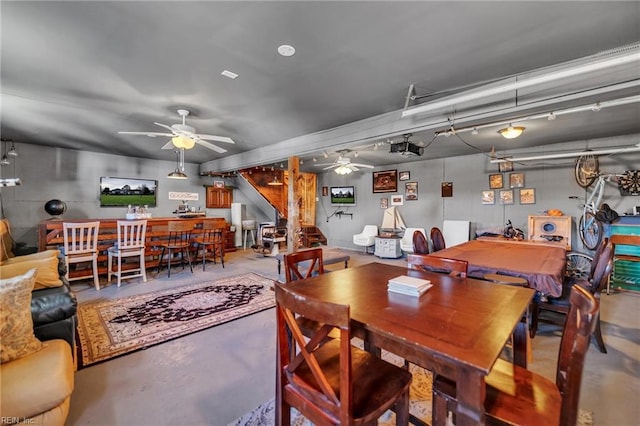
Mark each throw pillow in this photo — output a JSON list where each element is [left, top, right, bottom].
[[0, 269, 43, 363], [0, 255, 63, 290]]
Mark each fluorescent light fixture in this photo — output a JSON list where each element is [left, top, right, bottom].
[[402, 45, 640, 118], [221, 70, 239, 79], [490, 143, 640, 163]]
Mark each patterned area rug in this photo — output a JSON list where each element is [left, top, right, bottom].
[[76, 272, 275, 368], [229, 348, 594, 426]]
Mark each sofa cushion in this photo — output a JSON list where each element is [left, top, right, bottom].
[[0, 339, 74, 420], [0, 218, 15, 262], [2, 249, 59, 264], [0, 253, 64, 290], [31, 283, 78, 326], [0, 269, 43, 363]]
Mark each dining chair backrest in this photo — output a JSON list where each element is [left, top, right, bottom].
[[283, 248, 324, 282], [116, 220, 147, 250], [587, 239, 614, 295], [275, 283, 412, 425], [556, 285, 600, 425], [430, 227, 446, 252], [413, 230, 430, 254], [407, 254, 468, 278], [167, 220, 195, 246], [63, 221, 100, 256]]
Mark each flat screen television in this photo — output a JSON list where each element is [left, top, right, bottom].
[[100, 177, 157, 207], [330, 186, 355, 206]]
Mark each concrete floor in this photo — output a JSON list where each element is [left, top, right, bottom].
[[67, 247, 640, 425]]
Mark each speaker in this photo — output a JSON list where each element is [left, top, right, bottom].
[[527, 215, 572, 250]]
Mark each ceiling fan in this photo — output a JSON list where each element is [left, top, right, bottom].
[[118, 109, 234, 153], [315, 150, 374, 175]]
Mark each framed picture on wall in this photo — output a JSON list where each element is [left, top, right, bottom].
[[322, 186, 328, 196], [519, 188, 536, 204], [405, 182, 418, 200], [509, 172, 525, 188], [499, 189, 514, 205], [380, 198, 388, 209], [399, 171, 410, 181], [489, 174, 503, 189], [482, 190, 495, 205], [499, 161, 514, 172], [373, 169, 398, 193], [213, 180, 225, 188], [390, 194, 404, 206]]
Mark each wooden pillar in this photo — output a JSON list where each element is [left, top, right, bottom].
[[287, 157, 300, 252]]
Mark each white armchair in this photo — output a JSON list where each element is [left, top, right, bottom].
[[400, 227, 426, 254], [353, 225, 378, 253]]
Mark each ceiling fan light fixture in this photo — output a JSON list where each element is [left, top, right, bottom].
[[499, 125, 525, 139], [172, 135, 195, 149], [334, 165, 353, 175]]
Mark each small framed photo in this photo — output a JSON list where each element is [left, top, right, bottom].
[[489, 174, 503, 189], [519, 188, 536, 204], [405, 182, 418, 200], [213, 180, 225, 189], [399, 171, 411, 181], [373, 169, 398, 193], [509, 172, 525, 188], [499, 189, 514, 205], [390, 194, 404, 206], [380, 198, 388, 209], [482, 190, 495, 205], [499, 161, 514, 172], [322, 186, 328, 196]]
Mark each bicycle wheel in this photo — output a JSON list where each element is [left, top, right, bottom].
[[575, 154, 599, 188], [579, 211, 603, 250], [565, 251, 593, 280]]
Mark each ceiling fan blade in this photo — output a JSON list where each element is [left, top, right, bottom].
[[350, 165, 360, 171], [195, 139, 227, 153], [161, 140, 174, 150], [322, 165, 339, 170], [154, 122, 175, 132], [351, 162, 374, 169], [118, 131, 173, 137], [197, 134, 235, 144]]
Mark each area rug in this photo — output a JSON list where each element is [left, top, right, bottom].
[[76, 272, 275, 368], [229, 348, 594, 426]]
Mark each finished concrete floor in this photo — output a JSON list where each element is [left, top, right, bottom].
[[67, 248, 639, 425]]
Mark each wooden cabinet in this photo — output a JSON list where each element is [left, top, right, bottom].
[[206, 187, 233, 208]]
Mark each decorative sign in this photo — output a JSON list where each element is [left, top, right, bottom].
[[168, 192, 199, 201]]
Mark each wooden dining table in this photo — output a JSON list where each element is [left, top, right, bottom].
[[278, 262, 535, 426], [430, 239, 566, 297]]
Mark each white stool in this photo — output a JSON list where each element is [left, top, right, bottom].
[[242, 220, 257, 250]]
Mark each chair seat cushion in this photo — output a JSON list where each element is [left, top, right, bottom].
[[0, 339, 74, 419]]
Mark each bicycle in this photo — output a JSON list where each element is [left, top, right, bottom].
[[574, 154, 622, 251]]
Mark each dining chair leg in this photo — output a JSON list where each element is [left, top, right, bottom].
[[157, 247, 166, 275], [394, 390, 410, 426], [593, 317, 607, 353], [201, 244, 207, 271], [107, 254, 113, 283], [116, 256, 123, 287], [141, 252, 147, 282], [167, 248, 173, 278], [92, 257, 100, 290]]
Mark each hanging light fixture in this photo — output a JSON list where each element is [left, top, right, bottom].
[[7, 142, 18, 157], [168, 149, 188, 179], [267, 174, 283, 185], [0, 142, 9, 166], [334, 165, 353, 175], [498, 124, 525, 139]]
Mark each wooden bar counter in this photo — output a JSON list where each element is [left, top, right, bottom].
[[38, 217, 236, 279]]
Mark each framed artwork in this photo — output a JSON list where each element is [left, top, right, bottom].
[[482, 190, 495, 205], [373, 169, 398, 193], [499, 161, 514, 172], [489, 174, 503, 189], [519, 188, 536, 204], [380, 198, 388, 209], [509, 172, 525, 188], [322, 186, 328, 196], [390, 194, 404, 206], [499, 189, 514, 205], [405, 182, 418, 200], [213, 180, 225, 188], [399, 171, 411, 181], [441, 182, 453, 197]]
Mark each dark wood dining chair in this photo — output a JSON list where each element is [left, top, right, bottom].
[[432, 284, 600, 426], [407, 254, 467, 278], [283, 247, 324, 282], [156, 220, 194, 278], [530, 238, 613, 353], [430, 227, 446, 252], [412, 230, 430, 254], [192, 220, 225, 271], [275, 283, 412, 426]]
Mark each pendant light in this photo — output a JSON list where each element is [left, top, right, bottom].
[[168, 149, 188, 179]]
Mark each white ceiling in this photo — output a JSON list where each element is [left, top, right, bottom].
[[2, 1, 639, 174]]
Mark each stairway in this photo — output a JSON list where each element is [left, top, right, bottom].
[[301, 226, 327, 247]]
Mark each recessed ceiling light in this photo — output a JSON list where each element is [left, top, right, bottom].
[[277, 44, 296, 57], [221, 70, 239, 79]]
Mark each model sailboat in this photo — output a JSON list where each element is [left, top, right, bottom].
[[381, 207, 406, 236]]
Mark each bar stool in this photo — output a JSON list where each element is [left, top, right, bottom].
[[241, 219, 256, 250], [192, 219, 225, 270], [156, 220, 194, 277], [62, 221, 101, 290], [107, 219, 147, 287]]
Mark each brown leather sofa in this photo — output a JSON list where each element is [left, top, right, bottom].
[[0, 219, 76, 425]]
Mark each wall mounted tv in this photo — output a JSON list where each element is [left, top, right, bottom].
[[330, 186, 356, 206], [100, 177, 157, 207]]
